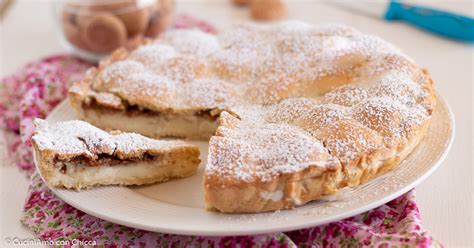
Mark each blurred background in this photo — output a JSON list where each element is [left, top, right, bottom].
[[1, 0, 473, 66]]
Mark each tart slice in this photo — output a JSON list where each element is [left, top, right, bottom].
[[31, 119, 200, 189]]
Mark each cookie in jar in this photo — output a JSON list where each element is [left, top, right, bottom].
[[55, 0, 174, 61]]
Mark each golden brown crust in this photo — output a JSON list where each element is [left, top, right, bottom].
[[204, 171, 341, 213]]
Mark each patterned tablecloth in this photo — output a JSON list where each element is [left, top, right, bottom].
[[0, 15, 440, 248]]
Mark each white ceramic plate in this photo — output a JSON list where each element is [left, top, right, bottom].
[[35, 96, 454, 236]]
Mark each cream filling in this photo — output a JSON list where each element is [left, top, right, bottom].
[[47, 154, 198, 189], [80, 107, 218, 140], [259, 190, 284, 202]]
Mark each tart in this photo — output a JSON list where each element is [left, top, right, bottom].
[[31, 119, 200, 189], [69, 21, 436, 212]]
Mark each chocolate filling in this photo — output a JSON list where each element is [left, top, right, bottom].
[[84, 98, 219, 121], [54, 153, 161, 174]]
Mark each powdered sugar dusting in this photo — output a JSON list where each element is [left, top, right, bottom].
[[77, 21, 435, 181], [159, 29, 220, 57], [89, 21, 425, 113], [32, 119, 191, 160], [208, 120, 339, 182], [128, 44, 177, 65]]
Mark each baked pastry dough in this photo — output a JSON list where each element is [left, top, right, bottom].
[[31, 119, 200, 190], [69, 21, 436, 212]]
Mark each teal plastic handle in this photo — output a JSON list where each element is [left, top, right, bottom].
[[384, 0, 474, 43]]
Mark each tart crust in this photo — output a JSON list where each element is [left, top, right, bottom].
[[68, 22, 436, 212]]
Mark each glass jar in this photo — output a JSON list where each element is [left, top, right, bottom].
[[53, 0, 174, 61]]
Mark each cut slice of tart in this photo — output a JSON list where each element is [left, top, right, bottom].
[[31, 119, 200, 189]]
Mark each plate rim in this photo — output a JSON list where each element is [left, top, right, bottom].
[[36, 95, 455, 236]]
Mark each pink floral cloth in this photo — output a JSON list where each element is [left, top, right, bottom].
[[1, 15, 441, 248]]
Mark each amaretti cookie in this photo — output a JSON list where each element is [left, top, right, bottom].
[[60, 0, 173, 54], [250, 0, 286, 21]]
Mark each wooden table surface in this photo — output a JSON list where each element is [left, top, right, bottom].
[[1, 1, 472, 247]]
